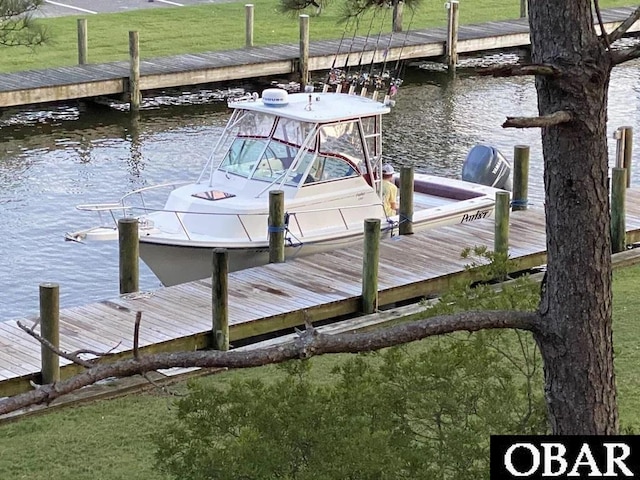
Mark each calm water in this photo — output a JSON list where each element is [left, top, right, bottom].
[[2, 64, 640, 321]]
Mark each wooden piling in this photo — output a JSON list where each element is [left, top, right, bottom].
[[399, 166, 414, 235], [299, 14, 310, 91], [39, 283, 60, 384], [446, 1, 459, 73], [622, 126, 633, 187], [118, 218, 139, 294], [245, 4, 254, 47], [512, 145, 530, 211], [611, 167, 627, 253], [362, 218, 380, 314], [269, 190, 285, 263], [212, 248, 229, 351], [494, 191, 510, 255], [128, 31, 141, 112], [77, 18, 88, 65], [392, 1, 403, 32], [520, 0, 528, 18]]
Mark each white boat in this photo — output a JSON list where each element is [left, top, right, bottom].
[[68, 88, 510, 286]]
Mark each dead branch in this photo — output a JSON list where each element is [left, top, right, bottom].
[[476, 64, 560, 78], [17, 321, 121, 369], [610, 44, 640, 66], [593, 0, 611, 49], [133, 311, 142, 360], [503, 111, 572, 128], [0, 309, 539, 416], [608, 6, 640, 44]]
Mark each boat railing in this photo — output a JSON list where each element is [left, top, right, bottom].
[[76, 197, 384, 243], [119, 182, 191, 210]]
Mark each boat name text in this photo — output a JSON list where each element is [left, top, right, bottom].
[[461, 210, 490, 223]]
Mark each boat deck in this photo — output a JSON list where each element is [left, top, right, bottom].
[[414, 190, 459, 208]]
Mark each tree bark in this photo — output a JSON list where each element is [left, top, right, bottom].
[[528, 0, 618, 434]]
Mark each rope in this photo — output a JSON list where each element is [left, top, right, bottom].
[[510, 198, 530, 208]]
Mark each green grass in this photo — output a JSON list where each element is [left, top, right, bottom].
[[0, 0, 635, 72], [0, 264, 639, 478]]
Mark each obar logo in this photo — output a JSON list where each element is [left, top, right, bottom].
[[490, 436, 640, 478]]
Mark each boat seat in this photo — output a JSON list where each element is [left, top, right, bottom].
[[257, 157, 284, 173]]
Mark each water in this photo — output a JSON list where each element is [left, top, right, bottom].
[[2, 63, 640, 321]]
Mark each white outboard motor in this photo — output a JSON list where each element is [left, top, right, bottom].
[[461, 145, 512, 191]]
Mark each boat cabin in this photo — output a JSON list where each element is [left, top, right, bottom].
[[198, 89, 391, 198]]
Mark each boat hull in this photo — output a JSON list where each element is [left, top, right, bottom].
[[139, 233, 366, 286], [139, 200, 496, 286]]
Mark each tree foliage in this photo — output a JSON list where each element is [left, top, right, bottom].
[[0, 0, 47, 47], [154, 252, 547, 479], [155, 334, 547, 480]]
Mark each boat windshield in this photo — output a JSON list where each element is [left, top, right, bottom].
[[217, 112, 316, 183]]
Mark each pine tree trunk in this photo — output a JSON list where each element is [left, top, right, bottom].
[[529, 0, 618, 434]]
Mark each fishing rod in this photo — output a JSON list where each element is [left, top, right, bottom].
[[322, 18, 353, 93], [365, 5, 392, 99], [360, 6, 389, 96], [334, 17, 361, 93], [384, 3, 417, 105], [347, 9, 379, 94]]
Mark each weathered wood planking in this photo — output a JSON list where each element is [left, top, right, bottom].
[[1, 8, 638, 108]]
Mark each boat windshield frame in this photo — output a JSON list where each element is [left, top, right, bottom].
[[202, 106, 383, 192]]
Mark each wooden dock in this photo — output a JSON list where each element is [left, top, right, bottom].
[[2, 187, 640, 398], [0, 7, 638, 108]]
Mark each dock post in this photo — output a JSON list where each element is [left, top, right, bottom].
[[245, 4, 254, 47], [512, 145, 530, 211], [392, 1, 403, 32], [77, 18, 88, 65], [520, 0, 528, 18], [611, 167, 627, 254], [445, 1, 459, 73], [399, 166, 414, 235], [494, 191, 510, 256], [269, 190, 285, 263], [39, 283, 60, 384], [362, 218, 380, 314], [128, 31, 141, 112], [212, 249, 229, 351], [299, 14, 310, 91], [118, 218, 139, 294], [615, 126, 633, 187]]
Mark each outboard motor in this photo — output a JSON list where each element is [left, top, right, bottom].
[[462, 145, 512, 191]]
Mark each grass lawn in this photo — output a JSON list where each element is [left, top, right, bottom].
[[0, 263, 638, 479], [0, 0, 635, 73]]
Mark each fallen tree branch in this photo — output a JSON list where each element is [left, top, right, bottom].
[[608, 6, 640, 44], [610, 44, 640, 66], [0, 309, 539, 416], [133, 311, 142, 360], [477, 64, 561, 78], [503, 111, 572, 128], [17, 321, 121, 369]]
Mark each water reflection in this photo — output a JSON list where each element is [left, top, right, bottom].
[[1, 61, 639, 321]]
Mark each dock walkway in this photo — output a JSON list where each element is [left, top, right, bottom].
[[2, 188, 640, 397], [0, 7, 638, 108]]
